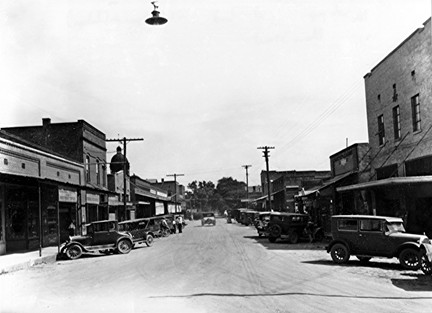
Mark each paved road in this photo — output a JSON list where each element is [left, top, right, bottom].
[[1, 219, 432, 312]]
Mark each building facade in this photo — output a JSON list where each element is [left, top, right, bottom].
[[338, 18, 432, 236], [2, 118, 111, 233], [0, 131, 84, 254], [259, 170, 331, 211]]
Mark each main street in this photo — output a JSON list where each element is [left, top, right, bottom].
[[1, 219, 432, 313]]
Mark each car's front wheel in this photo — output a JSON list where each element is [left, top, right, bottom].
[[117, 239, 133, 254], [145, 234, 154, 247], [420, 250, 432, 275], [399, 248, 420, 270], [66, 244, 82, 260], [330, 243, 350, 264]]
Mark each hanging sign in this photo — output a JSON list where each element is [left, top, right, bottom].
[[58, 189, 78, 203], [86, 193, 100, 204]]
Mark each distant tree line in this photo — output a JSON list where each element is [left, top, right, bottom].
[[186, 177, 249, 215]]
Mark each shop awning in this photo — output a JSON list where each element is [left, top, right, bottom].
[[337, 175, 432, 192], [295, 171, 355, 198]]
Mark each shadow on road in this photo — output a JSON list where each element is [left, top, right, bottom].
[[244, 235, 329, 251], [149, 291, 432, 300], [302, 259, 404, 271], [391, 273, 432, 291]]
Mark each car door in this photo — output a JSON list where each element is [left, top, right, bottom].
[[335, 218, 361, 253], [92, 221, 118, 246], [358, 219, 391, 256]]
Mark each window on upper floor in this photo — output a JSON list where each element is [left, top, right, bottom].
[[392, 84, 398, 102], [411, 94, 421, 132], [392, 106, 401, 140], [96, 160, 100, 185], [85, 155, 91, 183], [377, 115, 385, 146], [102, 164, 107, 187]]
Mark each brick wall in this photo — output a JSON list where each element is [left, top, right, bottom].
[[364, 18, 432, 177]]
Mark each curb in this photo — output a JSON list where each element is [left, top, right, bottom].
[[0, 254, 58, 275]]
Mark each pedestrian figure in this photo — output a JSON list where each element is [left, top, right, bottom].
[[176, 215, 183, 233], [68, 220, 76, 237], [172, 218, 177, 234]]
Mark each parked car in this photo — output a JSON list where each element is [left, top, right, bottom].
[[118, 218, 155, 247], [266, 212, 317, 243], [60, 220, 134, 260], [255, 211, 271, 237], [243, 210, 259, 226], [201, 212, 216, 226], [326, 215, 430, 270]]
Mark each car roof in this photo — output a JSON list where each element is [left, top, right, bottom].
[[269, 212, 308, 217], [259, 211, 271, 215], [118, 218, 149, 224], [332, 215, 403, 222]]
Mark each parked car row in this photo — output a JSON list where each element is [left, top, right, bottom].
[[59, 214, 186, 260], [231, 209, 432, 274]]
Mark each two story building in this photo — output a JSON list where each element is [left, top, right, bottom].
[[337, 18, 432, 236]]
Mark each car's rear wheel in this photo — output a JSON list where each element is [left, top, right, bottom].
[[117, 239, 133, 254], [313, 229, 324, 242], [269, 225, 282, 238], [330, 243, 350, 264], [288, 232, 299, 244], [66, 244, 82, 260], [145, 234, 154, 247], [268, 237, 277, 243], [420, 250, 432, 275], [399, 248, 420, 270]]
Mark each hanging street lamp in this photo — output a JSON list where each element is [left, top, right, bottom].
[[145, 1, 168, 25]]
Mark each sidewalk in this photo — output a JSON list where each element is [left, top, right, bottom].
[[0, 246, 59, 275]]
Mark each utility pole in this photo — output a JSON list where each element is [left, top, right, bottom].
[[257, 146, 275, 212], [167, 173, 184, 213], [242, 165, 252, 209], [106, 137, 143, 220]]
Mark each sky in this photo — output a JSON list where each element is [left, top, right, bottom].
[[1, 0, 431, 187]]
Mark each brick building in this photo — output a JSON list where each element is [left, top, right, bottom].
[[259, 170, 331, 211], [2, 118, 112, 232], [337, 18, 432, 236], [0, 130, 84, 254]]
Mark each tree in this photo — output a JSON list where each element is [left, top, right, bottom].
[[186, 177, 247, 215], [216, 177, 246, 211]]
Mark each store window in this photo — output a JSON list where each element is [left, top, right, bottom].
[[41, 185, 58, 247]]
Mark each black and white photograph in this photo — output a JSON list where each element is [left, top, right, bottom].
[[1, 0, 432, 312]]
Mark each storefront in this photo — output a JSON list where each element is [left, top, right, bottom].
[[337, 176, 432, 237], [58, 188, 78, 243]]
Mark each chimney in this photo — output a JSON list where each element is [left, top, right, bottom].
[[42, 118, 51, 127]]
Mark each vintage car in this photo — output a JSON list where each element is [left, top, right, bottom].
[[255, 211, 271, 237], [266, 212, 313, 243], [326, 215, 430, 270], [118, 218, 155, 246], [201, 212, 216, 226], [60, 220, 134, 260]]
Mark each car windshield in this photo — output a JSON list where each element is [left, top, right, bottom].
[[386, 222, 405, 233], [203, 213, 214, 217]]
